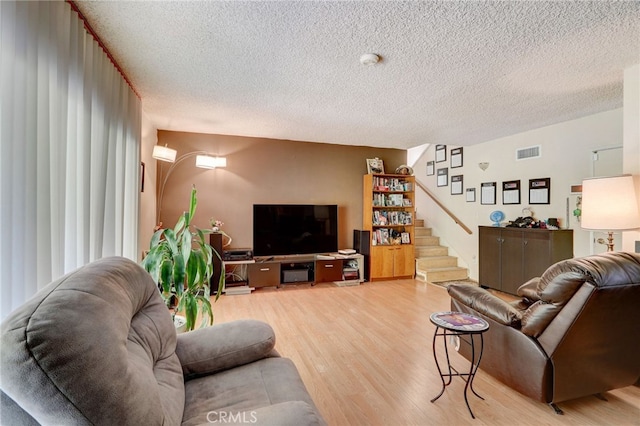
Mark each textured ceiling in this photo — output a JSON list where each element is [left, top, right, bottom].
[[74, 1, 640, 149]]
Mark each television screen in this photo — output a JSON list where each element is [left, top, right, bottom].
[[253, 204, 338, 256]]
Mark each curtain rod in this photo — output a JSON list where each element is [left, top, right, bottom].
[[66, 0, 141, 100]]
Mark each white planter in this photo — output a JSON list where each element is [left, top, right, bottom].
[[174, 315, 187, 334]]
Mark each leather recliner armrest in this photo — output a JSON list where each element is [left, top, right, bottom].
[[175, 319, 277, 380], [447, 284, 522, 328]]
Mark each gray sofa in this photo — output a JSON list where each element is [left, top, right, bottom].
[[1, 256, 325, 425]]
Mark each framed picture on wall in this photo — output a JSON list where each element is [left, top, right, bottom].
[[529, 178, 550, 204], [437, 168, 448, 187], [435, 145, 447, 163], [481, 182, 497, 205], [502, 180, 521, 204], [451, 175, 463, 195], [140, 162, 145, 192], [450, 147, 463, 168], [427, 161, 435, 176], [466, 188, 476, 202]]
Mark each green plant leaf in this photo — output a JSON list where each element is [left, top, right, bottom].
[[188, 186, 197, 225], [181, 226, 192, 265], [164, 228, 179, 257], [186, 251, 199, 290], [160, 259, 173, 293], [173, 254, 185, 296], [197, 295, 214, 328], [173, 214, 186, 235], [214, 267, 225, 302], [183, 293, 198, 331], [150, 229, 164, 249]]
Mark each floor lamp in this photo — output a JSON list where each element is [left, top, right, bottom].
[[580, 175, 640, 252], [152, 145, 226, 227]]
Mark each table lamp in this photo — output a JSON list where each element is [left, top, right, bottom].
[[580, 175, 640, 251]]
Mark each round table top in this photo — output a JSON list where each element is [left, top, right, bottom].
[[430, 311, 489, 333]]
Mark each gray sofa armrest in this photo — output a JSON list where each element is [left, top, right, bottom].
[[447, 284, 522, 328], [175, 319, 277, 380]]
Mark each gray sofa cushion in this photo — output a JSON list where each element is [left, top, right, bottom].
[[182, 358, 325, 426]]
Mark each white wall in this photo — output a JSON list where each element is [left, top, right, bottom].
[[623, 64, 640, 252], [413, 108, 624, 280], [138, 112, 158, 260]]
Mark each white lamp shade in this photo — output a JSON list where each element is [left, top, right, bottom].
[[195, 155, 226, 169], [581, 175, 640, 231], [152, 145, 177, 162]]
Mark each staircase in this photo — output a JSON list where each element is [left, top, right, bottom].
[[414, 219, 468, 283]]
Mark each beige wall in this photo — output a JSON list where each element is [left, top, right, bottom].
[[151, 131, 407, 252]]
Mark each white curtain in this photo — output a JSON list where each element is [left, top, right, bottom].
[[0, 1, 141, 320]]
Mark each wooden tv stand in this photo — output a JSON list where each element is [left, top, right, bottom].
[[246, 253, 364, 288]]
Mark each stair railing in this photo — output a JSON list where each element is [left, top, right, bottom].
[[415, 179, 473, 235]]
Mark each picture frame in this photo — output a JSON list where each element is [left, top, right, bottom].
[[466, 188, 476, 202], [529, 177, 551, 204], [435, 145, 447, 163], [502, 180, 521, 205], [140, 162, 145, 192], [450, 147, 463, 168], [451, 175, 463, 195], [426, 161, 435, 176], [366, 158, 385, 174], [481, 182, 497, 205], [401, 232, 411, 244], [437, 168, 448, 187]]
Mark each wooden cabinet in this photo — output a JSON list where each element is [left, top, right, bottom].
[[478, 226, 573, 295], [363, 174, 415, 280], [370, 245, 414, 280]]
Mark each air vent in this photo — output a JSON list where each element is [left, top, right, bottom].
[[516, 145, 541, 160]]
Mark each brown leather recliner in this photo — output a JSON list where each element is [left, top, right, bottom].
[[447, 251, 640, 414]]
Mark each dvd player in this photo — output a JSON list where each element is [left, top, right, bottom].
[[223, 249, 253, 261]]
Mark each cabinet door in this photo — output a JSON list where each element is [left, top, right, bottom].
[[394, 245, 415, 277], [523, 232, 552, 281], [501, 229, 524, 294], [479, 227, 502, 290], [371, 246, 395, 279]]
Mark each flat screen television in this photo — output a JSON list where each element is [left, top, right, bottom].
[[253, 204, 338, 256]]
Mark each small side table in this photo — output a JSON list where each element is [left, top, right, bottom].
[[429, 311, 490, 419]]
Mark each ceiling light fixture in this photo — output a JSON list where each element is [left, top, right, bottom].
[[360, 53, 380, 65]]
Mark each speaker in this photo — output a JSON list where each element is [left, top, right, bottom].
[[353, 230, 370, 281], [210, 233, 224, 292]]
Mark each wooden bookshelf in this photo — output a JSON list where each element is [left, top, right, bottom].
[[363, 174, 416, 280]]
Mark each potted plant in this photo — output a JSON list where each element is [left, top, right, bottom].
[[142, 186, 225, 331]]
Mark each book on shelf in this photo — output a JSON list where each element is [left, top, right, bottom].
[[338, 249, 356, 255]]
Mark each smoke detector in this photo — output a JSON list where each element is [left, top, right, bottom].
[[360, 53, 380, 65]]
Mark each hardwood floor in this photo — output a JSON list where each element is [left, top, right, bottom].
[[212, 280, 640, 426]]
